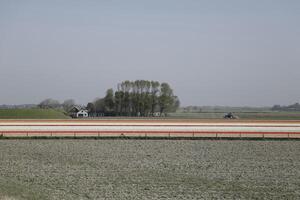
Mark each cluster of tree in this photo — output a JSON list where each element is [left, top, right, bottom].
[[271, 103, 300, 111], [38, 98, 76, 112], [87, 80, 180, 116]]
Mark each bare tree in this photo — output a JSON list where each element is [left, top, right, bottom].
[[38, 98, 60, 109], [62, 99, 75, 112]]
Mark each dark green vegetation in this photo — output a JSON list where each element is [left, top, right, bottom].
[[88, 80, 180, 117], [0, 140, 299, 199], [0, 109, 69, 119]]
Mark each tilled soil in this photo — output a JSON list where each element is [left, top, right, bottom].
[[0, 140, 299, 200]]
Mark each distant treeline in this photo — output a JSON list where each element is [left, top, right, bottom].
[[180, 106, 271, 113], [0, 104, 37, 109], [87, 80, 180, 116], [271, 103, 300, 111], [181, 104, 300, 113]]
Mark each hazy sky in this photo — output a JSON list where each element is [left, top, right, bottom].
[[0, 0, 299, 106]]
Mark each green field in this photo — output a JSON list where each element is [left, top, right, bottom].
[[0, 109, 69, 119]]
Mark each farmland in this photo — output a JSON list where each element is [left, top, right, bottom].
[[169, 111, 300, 120], [0, 140, 299, 199], [172, 106, 300, 120]]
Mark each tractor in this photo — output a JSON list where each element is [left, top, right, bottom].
[[223, 112, 238, 119]]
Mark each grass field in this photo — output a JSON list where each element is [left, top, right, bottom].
[[0, 140, 299, 199], [0, 109, 69, 119]]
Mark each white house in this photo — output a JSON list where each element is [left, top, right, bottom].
[[76, 109, 88, 118], [69, 106, 89, 118]]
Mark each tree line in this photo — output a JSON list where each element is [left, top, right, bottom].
[[271, 103, 300, 111], [87, 80, 180, 116]]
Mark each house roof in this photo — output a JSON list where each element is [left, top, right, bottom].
[[77, 109, 88, 113], [70, 105, 85, 112]]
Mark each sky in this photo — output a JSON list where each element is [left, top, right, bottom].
[[0, 0, 300, 106]]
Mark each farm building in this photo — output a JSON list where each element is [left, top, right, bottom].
[[69, 106, 89, 118], [76, 110, 88, 118]]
